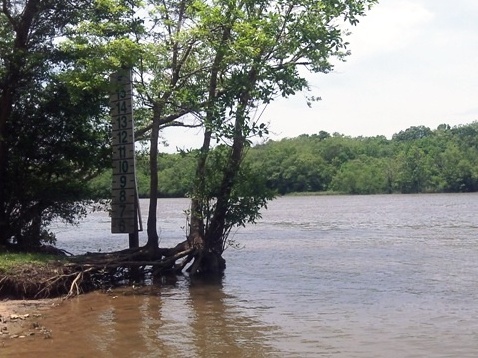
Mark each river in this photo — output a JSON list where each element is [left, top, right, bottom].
[[4, 194, 478, 357]]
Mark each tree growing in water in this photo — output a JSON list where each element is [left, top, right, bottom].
[[135, 0, 378, 274], [1, 0, 377, 281]]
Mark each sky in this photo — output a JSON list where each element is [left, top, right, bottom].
[[162, 0, 478, 152]]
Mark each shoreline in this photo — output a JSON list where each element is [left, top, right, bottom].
[[0, 298, 60, 340]]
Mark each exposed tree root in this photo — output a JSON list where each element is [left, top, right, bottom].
[[1, 239, 226, 300], [0, 262, 91, 299]]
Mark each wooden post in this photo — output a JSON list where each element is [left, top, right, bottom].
[[110, 68, 140, 248]]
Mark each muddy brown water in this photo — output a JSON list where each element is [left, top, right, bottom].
[[3, 194, 478, 357]]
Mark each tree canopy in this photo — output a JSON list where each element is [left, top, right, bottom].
[[1, 0, 379, 275]]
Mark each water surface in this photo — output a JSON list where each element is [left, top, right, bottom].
[[4, 194, 478, 357]]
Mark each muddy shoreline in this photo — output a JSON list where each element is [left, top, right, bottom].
[[0, 298, 60, 341]]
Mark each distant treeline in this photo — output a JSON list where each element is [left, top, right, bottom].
[[91, 122, 478, 197]]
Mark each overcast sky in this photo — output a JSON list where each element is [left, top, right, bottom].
[[162, 0, 478, 152]]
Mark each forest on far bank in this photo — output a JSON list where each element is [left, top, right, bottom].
[[91, 121, 478, 197]]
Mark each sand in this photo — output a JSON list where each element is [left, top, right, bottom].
[[0, 299, 59, 339]]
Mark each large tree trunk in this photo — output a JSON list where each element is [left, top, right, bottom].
[[205, 104, 248, 255], [196, 65, 258, 274], [186, 15, 235, 274], [189, 80, 255, 274]]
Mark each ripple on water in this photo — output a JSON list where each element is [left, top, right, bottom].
[[7, 193, 477, 357]]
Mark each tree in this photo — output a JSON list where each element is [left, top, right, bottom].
[[116, 0, 214, 249], [3, 0, 376, 277], [396, 145, 429, 193], [78, 0, 377, 275], [79, 0, 377, 274], [177, 0, 378, 273], [330, 156, 387, 194], [0, 0, 114, 248], [440, 143, 478, 192], [392, 125, 433, 141]]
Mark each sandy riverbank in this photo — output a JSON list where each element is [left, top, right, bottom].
[[0, 299, 60, 340]]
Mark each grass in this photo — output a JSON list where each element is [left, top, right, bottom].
[[0, 252, 72, 299], [0, 252, 59, 273]]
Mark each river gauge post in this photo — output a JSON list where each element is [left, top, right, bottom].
[[110, 68, 141, 248]]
